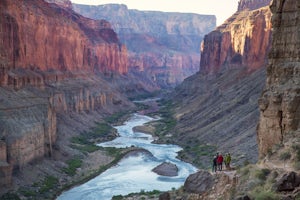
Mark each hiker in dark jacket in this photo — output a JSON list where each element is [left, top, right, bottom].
[[212, 153, 218, 173]]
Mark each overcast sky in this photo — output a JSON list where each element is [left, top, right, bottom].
[[70, 0, 240, 26]]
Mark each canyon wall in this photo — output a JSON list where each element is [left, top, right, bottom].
[[73, 4, 216, 87], [238, 0, 271, 11], [257, 0, 300, 157], [169, 0, 272, 167], [200, 2, 272, 74], [0, 0, 128, 87], [0, 0, 134, 188]]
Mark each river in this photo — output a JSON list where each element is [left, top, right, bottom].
[[57, 113, 197, 200]]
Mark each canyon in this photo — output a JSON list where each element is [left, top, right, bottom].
[[72, 4, 216, 87], [1, 0, 299, 199], [168, 0, 272, 167]]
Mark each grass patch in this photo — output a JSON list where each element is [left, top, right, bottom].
[[70, 122, 115, 153], [105, 112, 128, 124], [62, 157, 83, 176], [254, 168, 270, 181], [153, 100, 177, 138], [251, 188, 278, 200], [99, 146, 122, 157], [279, 151, 291, 161], [0, 193, 21, 200], [39, 176, 59, 194], [112, 189, 161, 199]]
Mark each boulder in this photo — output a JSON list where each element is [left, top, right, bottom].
[[274, 171, 300, 192], [159, 192, 170, 200], [152, 162, 178, 177], [184, 170, 214, 194]]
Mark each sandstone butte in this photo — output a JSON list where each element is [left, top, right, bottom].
[[200, 0, 272, 74], [0, 0, 135, 189]]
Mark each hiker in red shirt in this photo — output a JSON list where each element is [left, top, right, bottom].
[[217, 153, 224, 171]]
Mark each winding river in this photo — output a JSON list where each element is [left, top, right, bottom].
[[57, 114, 197, 200]]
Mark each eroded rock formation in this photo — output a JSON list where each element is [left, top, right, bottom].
[[0, 0, 134, 190], [169, 0, 272, 167], [73, 4, 216, 87], [200, 3, 272, 74], [238, 0, 271, 11], [0, 0, 128, 89], [257, 0, 300, 157]]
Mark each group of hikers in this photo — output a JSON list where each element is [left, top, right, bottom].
[[212, 152, 231, 172]]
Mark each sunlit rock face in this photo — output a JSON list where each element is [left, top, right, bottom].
[[45, 0, 72, 9], [238, 0, 271, 11], [73, 4, 216, 87], [169, 0, 273, 167], [0, 0, 128, 89], [257, 0, 300, 158], [200, 4, 272, 74]]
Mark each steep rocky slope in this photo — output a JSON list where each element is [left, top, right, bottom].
[[257, 0, 300, 158], [0, 0, 135, 190], [168, 0, 272, 168], [179, 0, 300, 199], [73, 4, 216, 87]]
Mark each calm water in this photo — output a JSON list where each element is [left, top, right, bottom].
[[57, 114, 197, 200]]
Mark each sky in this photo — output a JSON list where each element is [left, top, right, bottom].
[[70, 0, 240, 26]]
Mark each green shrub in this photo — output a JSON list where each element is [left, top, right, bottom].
[[252, 190, 278, 200], [279, 151, 291, 161], [39, 176, 58, 193], [112, 195, 124, 200], [254, 168, 270, 180], [62, 158, 83, 176], [0, 193, 21, 200]]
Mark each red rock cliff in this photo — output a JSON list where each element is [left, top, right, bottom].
[[0, 0, 127, 88], [0, 0, 133, 189], [200, 3, 272, 74], [257, 0, 300, 157]]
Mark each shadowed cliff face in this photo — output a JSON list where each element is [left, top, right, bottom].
[[257, 0, 300, 158], [200, 5, 272, 74], [169, 1, 272, 167], [73, 4, 216, 87]]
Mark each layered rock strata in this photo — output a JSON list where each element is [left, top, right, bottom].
[[170, 1, 272, 166], [73, 4, 216, 87], [0, 0, 128, 89], [257, 0, 300, 157], [0, 0, 133, 189], [200, 4, 272, 74], [238, 0, 271, 11]]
